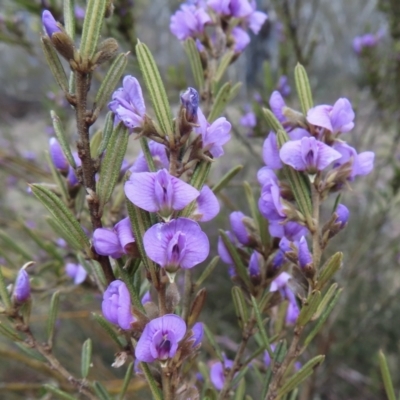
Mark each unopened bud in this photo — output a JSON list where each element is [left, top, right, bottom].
[[51, 32, 76, 61], [42, 10, 61, 38], [165, 282, 181, 313], [94, 38, 119, 65], [14, 268, 30, 303], [298, 236, 313, 269], [49, 138, 69, 173], [188, 288, 207, 327], [180, 87, 199, 123], [335, 204, 349, 228]]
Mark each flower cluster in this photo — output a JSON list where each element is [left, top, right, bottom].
[[170, 0, 268, 54]]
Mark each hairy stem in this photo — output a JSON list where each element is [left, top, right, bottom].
[[161, 368, 173, 400], [181, 269, 193, 322]]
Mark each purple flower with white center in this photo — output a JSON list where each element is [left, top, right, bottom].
[[49, 138, 69, 172], [195, 108, 231, 158], [269, 221, 307, 241], [42, 10, 61, 37], [257, 167, 278, 187], [277, 75, 291, 97], [231, 26, 251, 53], [108, 76, 146, 131], [125, 169, 199, 216], [129, 141, 169, 173], [210, 358, 235, 391], [65, 263, 87, 285], [170, 3, 211, 41], [135, 314, 187, 362], [269, 91, 286, 123], [230, 211, 252, 245], [102, 280, 136, 330], [333, 141, 374, 179], [258, 178, 286, 221], [181, 87, 199, 122], [191, 322, 204, 347], [93, 217, 135, 259], [218, 231, 236, 265], [192, 185, 220, 222], [240, 111, 256, 129], [307, 98, 355, 135], [263, 132, 282, 170], [14, 269, 30, 303], [280, 137, 342, 173], [298, 236, 312, 270], [335, 204, 349, 228], [141, 291, 152, 305], [143, 218, 209, 273], [249, 251, 262, 278]]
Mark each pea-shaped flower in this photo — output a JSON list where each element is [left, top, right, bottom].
[[14, 268, 30, 303], [143, 218, 209, 273], [135, 314, 186, 362]]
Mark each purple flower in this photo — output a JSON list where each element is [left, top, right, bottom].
[[257, 167, 278, 187], [181, 87, 199, 122], [170, 4, 211, 40], [67, 153, 81, 186], [208, 0, 253, 18], [42, 10, 61, 37], [102, 280, 136, 330], [74, 5, 85, 20], [210, 358, 235, 391], [333, 141, 374, 178], [231, 27, 251, 53], [218, 231, 236, 265], [129, 141, 169, 173], [269, 221, 307, 241], [93, 217, 135, 259], [353, 32, 382, 54], [298, 236, 312, 270], [49, 138, 69, 172], [191, 322, 204, 347], [125, 169, 199, 216], [141, 291, 152, 304], [272, 250, 285, 269], [195, 108, 231, 158], [263, 132, 282, 170], [108, 76, 146, 131], [143, 218, 210, 272], [307, 98, 355, 134], [65, 263, 87, 285], [230, 211, 252, 245], [192, 185, 220, 222], [14, 269, 30, 303], [263, 344, 276, 367], [240, 111, 256, 128], [280, 137, 342, 173], [269, 91, 286, 123], [276, 75, 291, 97], [258, 178, 286, 221], [335, 204, 349, 227], [135, 314, 187, 362], [248, 251, 262, 278]]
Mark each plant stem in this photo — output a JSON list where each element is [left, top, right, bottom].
[[74, 71, 115, 284], [182, 269, 193, 322], [161, 368, 173, 400], [311, 184, 322, 270]]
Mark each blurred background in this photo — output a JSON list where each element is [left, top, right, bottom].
[[0, 0, 399, 399]]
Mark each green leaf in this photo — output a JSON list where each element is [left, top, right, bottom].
[[140, 362, 163, 400], [277, 355, 325, 398], [195, 256, 219, 287], [316, 252, 342, 290], [208, 82, 231, 122], [0, 265, 12, 309], [296, 290, 321, 327], [45, 150, 69, 204], [118, 362, 133, 400], [312, 283, 338, 320], [379, 350, 396, 400], [81, 338, 92, 378], [97, 112, 114, 156], [226, 82, 242, 104], [80, 0, 107, 59], [0, 321, 22, 341], [0, 230, 31, 262], [97, 123, 129, 211], [232, 287, 249, 329], [92, 313, 124, 348], [93, 381, 112, 400], [44, 385, 77, 400], [243, 181, 260, 227], [212, 165, 243, 195], [233, 378, 246, 400], [204, 324, 223, 361], [250, 295, 273, 358], [262, 108, 284, 133], [140, 137, 156, 172], [184, 38, 204, 90], [214, 50, 234, 83], [31, 184, 91, 254], [117, 262, 145, 313], [63, 0, 76, 40], [136, 41, 173, 139], [294, 63, 313, 115], [94, 53, 128, 117], [41, 37, 69, 93], [47, 291, 60, 348]]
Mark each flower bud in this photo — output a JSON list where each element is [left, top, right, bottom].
[[42, 10, 61, 38], [94, 38, 119, 65], [191, 322, 204, 347], [49, 138, 69, 173], [335, 204, 349, 228], [230, 211, 253, 246], [298, 236, 314, 277], [180, 87, 199, 123], [14, 269, 30, 303], [248, 251, 262, 285]]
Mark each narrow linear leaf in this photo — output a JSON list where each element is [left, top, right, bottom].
[[80, 0, 107, 59], [184, 37, 204, 90], [214, 50, 234, 82], [31, 184, 90, 253], [212, 165, 243, 194], [204, 324, 223, 361], [140, 137, 156, 172], [90, 129, 103, 158], [378, 350, 396, 400], [232, 286, 249, 329], [119, 362, 134, 400], [297, 290, 321, 327], [243, 181, 259, 225], [97, 123, 129, 211], [94, 53, 128, 115], [44, 385, 77, 400], [233, 378, 246, 400], [0, 321, 22, 341], [250, 295, 273, 358], [262, 108, 284, 133], [97, 112, 114, 156], [15, 342, 45, 361], [63, 0, 76, 40], [317, 252, 343, 290], [117, 263, 145, 313], [92, 313, 124, 348], [195, 256, 219, 287], [226, 82, 242, 104], [47, 291, 60, 347], [0, 230, 32, 261], [46, 217, 80, 251], [41, 37, 69, 93], [312, 283, 338, 320], [140, 362, 163, 400], [93, 381, 112, 400], [81, 338, 92, 378], [136, 41, 173, 139], [277, 355, 325, 398], [208, 82, 231, 122], [294, 63, 313, 115], [45, 151, 69, 204]]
